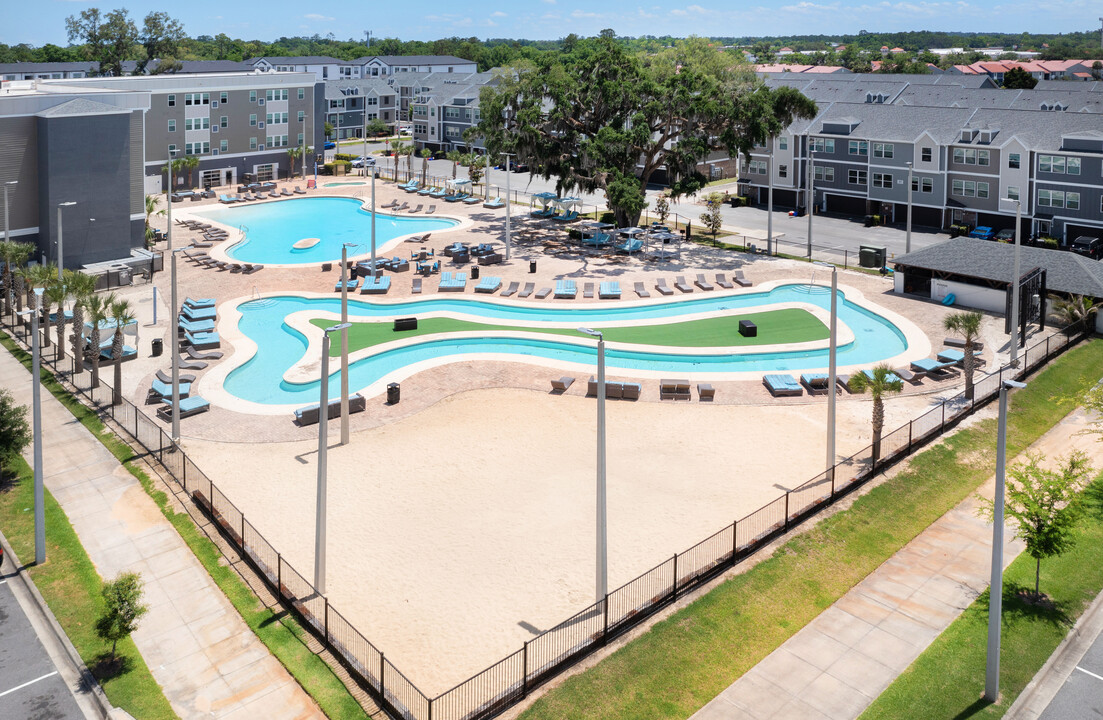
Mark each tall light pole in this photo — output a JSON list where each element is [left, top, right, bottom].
[[767, 152, 774, 257], [370, 165, 377, 280], [170, 248, 185, 444], [578, 327, 607, 602], [1000, 198, 1023, 367], [315, 321, 352, 595], [3, 181, 16, 315], [806, 150, 815, 258], [17, 288, 46, 564], [56, 201, 76, 278], [339, 242, 356, 446], [503, 153, 514, 261], [985, 378, 1027, 702], [485, 151, 491, 202], [814, 262, 838, 477], [905, 161, 913, 254]]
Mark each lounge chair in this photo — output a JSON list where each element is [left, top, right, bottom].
[[293, 393, 367, 426], [395, 202, 409, 212], [178, 318, 215, 334], [484, 197, 505, 209], [583, 282, 595, 299], [219, 194, 239, 204], [426, 205, 436, 215], [535, 287, 552, 299], [893, 367, 925, 384], [335, 278, 360, 292], [185, 331, 220, 349], [674, 276, 693, 293], [184, 297, 216, 309], [910, 357, 957, 376], [147, 377, 191, 403], [381, 199, 399, 208], [437, 272, 467, 292], [475, 276, 502, 294], [554, 279, 577, 299], [430, 188, 448, 198], [659, 379, 692, 401], [697, 383, 715, 401], [599, 281, 621, 299], [518, 282, 535, 298], [228, 263, 245, 273], [655, 278, 674, 296], [763, 374, 802, 397], [694, 274, 715, 291], [157, 395, 210, 421], [242, 263, 264, 274], [550, 377, 575, 393], [408, 203, 423, 214], [186, 346, 223, 361], [800, 373, 832, 395], [621, 383, 641, 400], [182, 248, 209, 262], [733, 270, 752, 287], [861, 369, 902, 384], [634, 282, 651, 298], [552, 210, 580, 223], [293, 186, 307, 195], [463, 195, 482, 205], [936, 348, 984, 366], [360, 276, 392, 294], [500, 281, 520, 297], [418, 186, 435, 196], [412, 278, 422, 294], [944, 337, 984, 350], [836, 374, 853, 393], [715, 273, 734, 290], [280, 188, 293, 197], [181, 305, 217, 321]]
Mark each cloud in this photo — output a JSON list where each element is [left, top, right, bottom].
[[490, 10, 507, 17], [571, 9, 602, 18], [304, 13, 334, 21], [541, 0, 556, 4]]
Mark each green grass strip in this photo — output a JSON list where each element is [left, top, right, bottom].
[[310, 307, 827, 356], [0, 455, 178, 720], [519, 339, 1103, 720], [862, 477, 1103, 720], [0, 331, 368, 720]]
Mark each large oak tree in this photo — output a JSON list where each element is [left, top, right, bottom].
[[472, 32, 818, 225]]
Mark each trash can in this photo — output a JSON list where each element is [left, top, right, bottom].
[[151, 338, 163, 357], [529, 260, 537, 274], [387, 382, 400, 405], [471, 265, 480, 280]]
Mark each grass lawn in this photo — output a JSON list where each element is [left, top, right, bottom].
[[517, 338, 1103, 720], [0, 331, 368, 720], [311, 308, 828, 355], [861, 476, 1103, 720], [0, 456, 177, 720]]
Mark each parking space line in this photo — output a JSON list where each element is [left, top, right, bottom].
[[0, 671, 59, 699], [1074, 666, 1103, 682]]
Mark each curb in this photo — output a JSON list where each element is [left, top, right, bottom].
[[0, 529, 120, 720]]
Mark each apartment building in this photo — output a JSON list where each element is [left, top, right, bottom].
[[250, 55, 476, 82], [324, 79, 398, 138]]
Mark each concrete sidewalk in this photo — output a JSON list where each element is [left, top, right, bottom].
[[0, 346, 324, 718], [690, 406, 1103, 720]]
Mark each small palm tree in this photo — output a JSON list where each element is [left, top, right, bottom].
[[849, 363, 904, 465], [68, 272, 96, 375], [943, 311, 983, 400], [162, 157, 182, 194], [86, 293, 114, 390], [1052, 294, 1100, 332], [287, 146, 303, 178], [110, 297, 135, 405], [419, 148, 432, 186], [144, 195, 164, 248], [0, 240, 33, 318], [182, 155, 200, 189], [446, 150, 462, 179], [44, 273, 69, 362]]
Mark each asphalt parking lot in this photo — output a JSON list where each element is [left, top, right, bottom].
[[1038, 629, 1103, 719]]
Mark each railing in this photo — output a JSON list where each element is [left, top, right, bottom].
[[0, 305, 1087, 720]]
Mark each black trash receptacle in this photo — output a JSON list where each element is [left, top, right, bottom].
[[151, 338, 163, 357], [387, 382, 400, 404], [529, 260, 537, 273], [471, 265, 480, 279]]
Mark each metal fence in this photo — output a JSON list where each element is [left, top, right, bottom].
[[1, 308, 1087, 720]]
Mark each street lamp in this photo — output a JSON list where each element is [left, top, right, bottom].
[[985, 377, 1027, 702], [3, 181, 16, 315], [806, 150, 815, 258], [503, 153, 514, 261], [16, 288, 46, 564], [814, 262, 838, 477], [767, 152, 774, 257], [1000, 198, 1023, 367], [339, 242, 357, 446], [577, 326, 607, 602], [905, 161, 913, 255], [370, 165, 378, 280], [315, 321, 352, 595], [57, 201, 76, 278], [169, 247, 187, 445]]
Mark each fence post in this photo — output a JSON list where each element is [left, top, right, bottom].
[[277, 554, 282, 596], [1046, 335, 1051, 359], [380, 652, 385, 698], [908, 421, 913, 453], [784, 492, 790, 529], [603, 593, 610, 641], [241, 514, 245, 547], [522, 640, 529, 697], [324, 598, 329, 642], [671, 554, 678, 601], [941, 400, 946, 431], [731, 520, 738, 561]]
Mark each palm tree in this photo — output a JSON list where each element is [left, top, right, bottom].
[[44, 274, 69, 362], [162, 157, 182, 194], [0, 240, 33, 318], [182, 155, 200, 189], [943, 311, 983, 400], [110, 297, 134, 406], [849, 363, 904, 465], [1052, 294, 1100, 332], [287, 146, 303, 178], [419, 148, 433, 186], [85, 293, 113, 390], [402, 143, 415, 184], [446, 150, 462, 179], [144, 195, 164, 248], [67, 272, 97, 376]]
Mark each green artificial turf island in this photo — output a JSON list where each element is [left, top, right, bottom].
[[311, 307, 829, 355]]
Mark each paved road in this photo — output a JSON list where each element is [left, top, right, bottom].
[[0, 573, 88, 720], [1037, 628, 1103, 719]]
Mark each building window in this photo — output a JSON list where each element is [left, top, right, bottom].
[[298, 110, 305, 122], [978, 150, 990, 166], [1038, 189, 1065, 208], [873, 143, 894, 159], [1066, 192, 1080, 210], [366, 96, 378, 106], [953, 148, 990, 166], [1039, 155, 1075, 174], [848, 140, 868, 156], [748, 160, 767, 174], [977, 182, 989, 198], [168, 144, 177, 156], [848, 169, 867, 185], [184, 93, 210, 106], [220, 139, 227, 153], [297, 132, 304, 146], [266, 135, 289, 148], [814, 166, 833, 182], [220, 116, 228, 128], [266, 89, 289, 101], [168, 119, 176, 132], [778, 164, 787, 178], [911, 176, 932, 192], [921, 147, 932, 162], [1007, 186, 1019, 201], [1067, 158, 1081, 175], [220, 92, 227, 104], [298, 88, 305, 99], [249, 137, 257, 150], [872, 172, 892, 189], [167, 94, 176, 107], [1008, 153, 1020, 169], [779, 137, 788, 150], [250, 114, 257, 127], [810, 137, 834, 153], [250, 90, 257, 103], [952, 179, 986, 197]]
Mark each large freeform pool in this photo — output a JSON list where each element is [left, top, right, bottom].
[[193, 197, 459, 265], [220, 284, 912, 407]]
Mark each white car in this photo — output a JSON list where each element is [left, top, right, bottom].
[[350, 156, 376, 168]]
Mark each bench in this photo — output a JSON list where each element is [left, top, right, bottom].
[[294, 393, 366, 426], [660, 378, 691, 400]]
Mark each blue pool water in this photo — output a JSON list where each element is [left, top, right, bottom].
[[224, 284, 910, 406], [193, 197, 458, 264]]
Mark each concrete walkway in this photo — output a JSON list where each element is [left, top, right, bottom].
[[690, 405, 1103, 720], [0, 347, 324, 718]]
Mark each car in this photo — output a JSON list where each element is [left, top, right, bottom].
[[995, 229, 1016, 243], [968, 226, 995, 240], [324, 141, 336, 150], [1070, 235, 1103, 260], [398, 127, 412, 136], [511, 163, 530, 173], [350, 156, 376, 168]]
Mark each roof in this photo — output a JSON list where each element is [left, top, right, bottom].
[[365, 55, 475, 66], [893, 238, 1103, 297], [0, 61, 97, 73], [36, 97, 132, 118], [249, 56, 343, 65]]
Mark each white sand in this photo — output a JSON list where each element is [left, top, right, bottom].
[[185, 385, 949, 694]]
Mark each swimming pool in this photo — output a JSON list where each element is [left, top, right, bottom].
[[221, 284, 912, 407], [193, 197, 458, 265]]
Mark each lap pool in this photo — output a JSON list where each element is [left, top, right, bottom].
[[192, 197, 459, 265], [221, 284, 911, 407]]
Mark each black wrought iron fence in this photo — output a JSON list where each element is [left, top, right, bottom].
[[0, 309, 1087, 720]]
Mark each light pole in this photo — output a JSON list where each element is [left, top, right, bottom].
[[578, 327, 607, 602], [767, 152, 773, 257], [1000, 198, 1023, 367], [339, 242, 356, 445], [814, 261, 838, 476], [169, 247, 186, 444], [806, 150, 815, 258], [17, 288, 46, 564], [370, 165, 378, 280], [905, 161, 913, 254], [503, 153, 514, 261], [485, 151, 491, 203], [985, 378, 1027, 702], [315, 321, 352, 595], [56, 201, 76, 278], [3, 181, 16, 314]]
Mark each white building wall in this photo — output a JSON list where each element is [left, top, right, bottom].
[[930, 278, 1007, 313]]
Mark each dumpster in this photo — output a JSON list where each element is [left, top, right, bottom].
[[859, 245, 887, 268], [387, 382, 400, 404], [151, 338, 163, 357]]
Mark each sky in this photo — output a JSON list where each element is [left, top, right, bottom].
[[5, 0, 1100, 48]]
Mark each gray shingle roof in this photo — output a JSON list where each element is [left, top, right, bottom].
[[37, 97, 132, 117], [806, 102, 976, 143], [894, 238, 1103, 297]]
